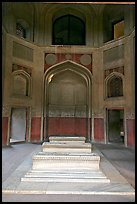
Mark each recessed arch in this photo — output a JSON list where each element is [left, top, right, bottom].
[[43, 60, 92, 142], [43, 4, 95, 46], [52, 14, 85, 45], [103, 4, 125, 43], [11, 70, 31, 97], [105, 72, 124, 99], [16, 18, 31, 40]]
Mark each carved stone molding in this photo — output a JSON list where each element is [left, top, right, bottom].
[[104, 66, 124, 79], [12, 64, 32, 76]]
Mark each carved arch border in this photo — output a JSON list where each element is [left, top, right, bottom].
[[41, 60, 92, 142], [42, 4, 95, 45], [11, 70, 32, 97], [104, 71, 125, 100]]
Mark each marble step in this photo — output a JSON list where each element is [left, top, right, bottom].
[[21, 169, 110, 183], [24, 170, 107, 179], [21, 177, 110, 183], [42, 142, 92, 153], [25, 169, 103, 174], [49, 136, 86, 144], [32, 152, 100, 170]]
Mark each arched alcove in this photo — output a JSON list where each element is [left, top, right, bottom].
[[103, 4, 125, 43], [43, 61, 92, 142], [16, 19, 30, 39], [43, 3, 94, 46], [105, 72, 125, 145], [52, 14, 85, 45], [107, 76, 123, 98], [105, 72, 124, 99], [12, 70, 31, 97]]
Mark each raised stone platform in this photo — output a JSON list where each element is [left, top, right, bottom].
[[2, 142, 135, 196], [42, 136, 92, 153], [48, 136, 86, 143], [22, 169, 110, 183], [42, 143, 92, 153], [21, 136, 110, 183], [31, 152, 100, 170]]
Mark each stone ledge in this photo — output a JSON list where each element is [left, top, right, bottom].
[[49, 136, 86, 142], [33, 153, 100, 161], [42, 142, 91, 148]]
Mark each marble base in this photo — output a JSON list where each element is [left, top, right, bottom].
[[21, 136, 109, 183], [32, 152, 100, 170], [42, 142, 92, 153]]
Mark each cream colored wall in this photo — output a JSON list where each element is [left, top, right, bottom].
[[124, 31, 135, 120], [2, 33, 45, 116], [2, 3, 135, 144], [2, 29, 135, 141]]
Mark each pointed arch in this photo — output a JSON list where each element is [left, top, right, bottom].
[[105, 72, 124, 98], [42, 60, 92, 141], [16, 19, 30, 40], [11, 70, 31, 97], [52, 14, 85, 45]]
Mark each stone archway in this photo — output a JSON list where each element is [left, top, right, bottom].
[[43, 61, 92, 142]]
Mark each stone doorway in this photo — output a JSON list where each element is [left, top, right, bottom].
[[107, 109, 124, 144], [10, 108, 27, 143]]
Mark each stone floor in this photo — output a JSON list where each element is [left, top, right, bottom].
[[2, 142, 135, 202]]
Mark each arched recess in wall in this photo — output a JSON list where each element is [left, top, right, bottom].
[[103, 5, 125, 43], [105, 72, 124, 99], [11, 2, 34, 41], [16, 19, 30, 40], [43, 60, 92, 142], [52, 14, 85, 45], [43, 4, 94, 46], [11, 70, 31, 97], [105, 72, 125, 145]]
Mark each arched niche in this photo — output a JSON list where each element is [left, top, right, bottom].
[[105, 72, 124, 99], [52, 14, 85, 45], [103, 4, 125, 43], [11, 70, 31, 97], [43, 60, 92, 142], [43, 4, 95, 46], [1, 2, 33, 38], [16, 18, 30, 40]]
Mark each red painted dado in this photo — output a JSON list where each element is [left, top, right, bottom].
[[2, 117, 8, 146], [75, 118, 87, 136], [94, 118, 104, 141], [127, 119, 135, 147], [48, 117, 87, 137], [31, 117, 41, 142]]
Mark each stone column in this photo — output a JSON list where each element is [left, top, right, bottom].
[[31, 47, 45, 143], [92, 48, 104, 142], [124, 35, 135, 147]]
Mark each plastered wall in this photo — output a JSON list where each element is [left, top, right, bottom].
[[2, 3, 135, 147]]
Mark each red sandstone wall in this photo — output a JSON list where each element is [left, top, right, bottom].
[[48, 117, 87, 137], [2, 117, 8, 146], [127, 119, 135, 147], [94, 118, 104, 142], [31, 117, 41, 142]]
